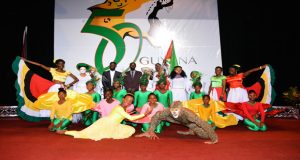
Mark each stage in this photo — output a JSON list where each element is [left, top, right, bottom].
[[0, 118, 299, 160]]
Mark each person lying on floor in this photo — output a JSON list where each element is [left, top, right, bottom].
[[64, 93, 145, 141], [135, 101, 218, 144]]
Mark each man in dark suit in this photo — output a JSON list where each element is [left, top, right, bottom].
[[102, 62, 121, 91], [124, 62, 142, 92]]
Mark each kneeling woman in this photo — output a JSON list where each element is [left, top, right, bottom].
[[48, 88, 73, 134], [65, 93, 145, 141], [242, 90, 267, 131]]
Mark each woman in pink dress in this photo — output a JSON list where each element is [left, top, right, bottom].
[[93, 89, 120, 117], [132, 93, 165, 133]]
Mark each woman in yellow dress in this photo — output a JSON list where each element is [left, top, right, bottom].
[[48, 88, 73, 134], [64, 93, 145, 141], [182, 95, 238, 128]]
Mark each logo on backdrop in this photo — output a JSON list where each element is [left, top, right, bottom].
[[82, 0, 174, 73]]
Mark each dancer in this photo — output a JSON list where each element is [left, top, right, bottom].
[[22, 58, 78, 92], [183, 95, 238, 129], [12, 57, 94, 122], [48, 88, 73, 134], [93, 89, 120, 117], [112, 77, 127, 103], [154, 76, 172, 127], [135, 101, 218, 144], [82, 80, 102, 126], [65, 93, 145, 141], [169, 66, 188, 101], [89, 67, 104, 98], [208, 66, 226, 101], [242, 90, 267, 131], [134, 74, 152, 113], [186, 71, 203, 98], [153, 63, 170, 90], [154, 76, 173, 109], [189, 81, 205, 100], [226, 64, 267, 103], [132, 93, 165, 133], [73, 63, 92, 94]]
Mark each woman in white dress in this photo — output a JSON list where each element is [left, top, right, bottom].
[[73, 63, 92, 94], [72, 63, 92, 123], [169, 66, 189, 101]]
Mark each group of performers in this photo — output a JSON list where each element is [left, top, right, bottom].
[[12, 56, 278, 144]]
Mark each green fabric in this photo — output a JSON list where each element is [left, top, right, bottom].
[[139, 73, 149, 85], [211, 75, 226, 88], [50, 118, 71, 131], [12, 56, 49, 122], [134, 91, 151, 108], [207, 119, 216, 130], [121, 120, 138, 127], [82, 92, 101, 126], [82, 110, 99, 126], [244, 119, 267, 131], [268, 65, 276, 105], [113, 89, 127, 103], [189, 91, 205, 100], [142, 122, 164, 133], [91, 92, 101, 103], [153, 90, 173, 108]]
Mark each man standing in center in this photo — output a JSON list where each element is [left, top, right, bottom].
[[124, 62, 142, 92], [102, 62, 121, 90]]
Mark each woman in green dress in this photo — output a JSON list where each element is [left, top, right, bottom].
[[189, 81, 205, 100], [82, 80, 101, 126], [134, 73, 151, 113], [113, 78, 127, 103], [153, 76, 173, 127]]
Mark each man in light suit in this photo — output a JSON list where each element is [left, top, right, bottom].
[[124, 62, 142, 92], [102, 62, 121, 91]]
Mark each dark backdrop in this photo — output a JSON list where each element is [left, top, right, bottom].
[[0, 0, 298, 106]]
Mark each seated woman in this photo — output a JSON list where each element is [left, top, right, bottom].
[[48, 88, 73, 134], [241, 90, 267, 131], [65, 93, 145, 141], [182, 95, 238, 128], [82, 80, 102, 126], [131, 93, 165, 133], [92, 89, 120, 117]]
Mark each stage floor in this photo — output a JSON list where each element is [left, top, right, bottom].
[[0, 118, 299, 160]]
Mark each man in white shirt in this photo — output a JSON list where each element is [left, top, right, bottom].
[[102, 62, 121, 91]]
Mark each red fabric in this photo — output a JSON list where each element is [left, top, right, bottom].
[[30, 74, 54, 98], [226, 73, 244, 88], [246, 82, 262, 96], [241, 102, 266, 123], [1, 118, 300, 160], [214, 87, 227, 101]]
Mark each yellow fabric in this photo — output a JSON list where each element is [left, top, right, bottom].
[[65, 106, 144, 141], [21, 64, 37, 111], [33, 90, 95, 113], [182, 98, 238, 128], [50, 101, 73, 120], [49, 68, 70, 82]]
